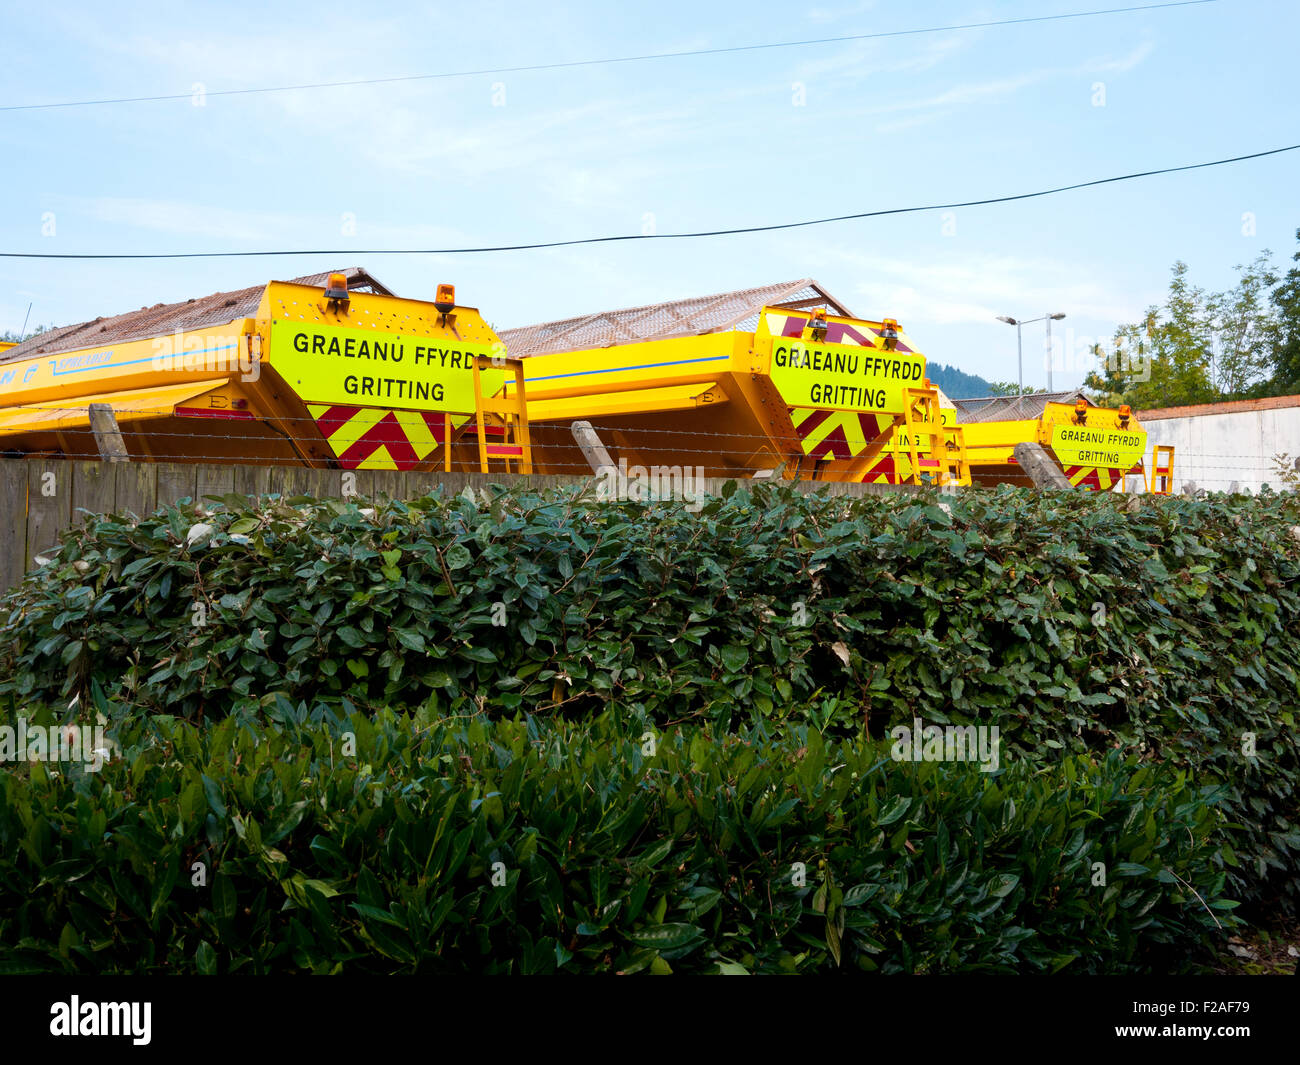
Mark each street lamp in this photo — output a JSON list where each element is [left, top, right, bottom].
[[1044, 312, 1066, 391], [995, 313, 1067, 411]]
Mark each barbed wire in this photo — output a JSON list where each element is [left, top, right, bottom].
[[0, 416, 1284, 461], [1, 460, 1265, 490], [0, 421, 1283, 485], [0, 411, 1286, 458], [0, 400, 1292, 464]]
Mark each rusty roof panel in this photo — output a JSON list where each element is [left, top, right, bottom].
[[1, 268, 393, 363], [952, 390, 1093, 423], [499, 279, 853, 357]]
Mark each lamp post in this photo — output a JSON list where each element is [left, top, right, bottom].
[[995, 313, 1067, 411], [1044, 313, 1065, 391]]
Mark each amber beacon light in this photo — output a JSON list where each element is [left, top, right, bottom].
[[806, 308, 828, 341], [324, 272, 349, 302], [880, 318, 900, 351]]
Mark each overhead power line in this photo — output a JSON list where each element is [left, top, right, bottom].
[[0, 0, 1216, 113], [1, 141, 1293, 261]]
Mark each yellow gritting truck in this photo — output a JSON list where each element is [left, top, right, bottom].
[[503, 280, 970, 486], [957, 395, 1165, 492], [0, 269, 531, 473], [501, 281, 1169, 491], [0, 271, 1168, 491]]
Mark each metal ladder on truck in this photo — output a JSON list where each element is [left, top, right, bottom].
[[898, 386, 971, 487], [471, 355, 533, 474], [1147, 444, 1175, 495], [436, 356, 533, 474]]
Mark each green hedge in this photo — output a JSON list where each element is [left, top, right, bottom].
[[1, 482, 1297, 913], [0, 708, 1236, 974]]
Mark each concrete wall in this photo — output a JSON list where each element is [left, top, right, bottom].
[[1136, 405, 1300, 494]]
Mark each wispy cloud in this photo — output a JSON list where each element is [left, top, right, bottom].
[[68, 197, 476, 250], [810, 248, 1149, 327], [832, 39, 1155, 125], [1085, 40, 1155, 73], [864, 71, 1046, 116], [872, 110, 952, 135], [73, 198, 301, 242], [806, 0, 879, 26], [786, 31, 970, 84]]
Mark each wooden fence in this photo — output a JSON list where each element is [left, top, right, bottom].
[[0, 458, 911, 593]]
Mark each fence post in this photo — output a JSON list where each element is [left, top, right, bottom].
[[88, 404, 130, 463]]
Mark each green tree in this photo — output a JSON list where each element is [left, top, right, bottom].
[[1267, 228, 1300, 396], [985, 381, 1044, 397], [1207, 251, 1278, 397], [1085, 255, 1278, 408], [1, 324, 49, 344]]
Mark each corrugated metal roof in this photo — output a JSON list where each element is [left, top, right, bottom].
[[953, 390, 1092, 423], [1139, 393, 1300, 420], [498, 279, 853, 357], [1, 267, 393, 363]]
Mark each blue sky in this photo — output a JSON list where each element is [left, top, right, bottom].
[[2, 0, 1296, 391]]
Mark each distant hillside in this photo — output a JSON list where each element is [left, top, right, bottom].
[[926, 361, 994, 399]]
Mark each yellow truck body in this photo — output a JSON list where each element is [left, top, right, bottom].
[[961, 401, 1150, 490], [515, 304, 970, 486], [0, 274, 530, 473], [0, 272, 1167, 492]]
